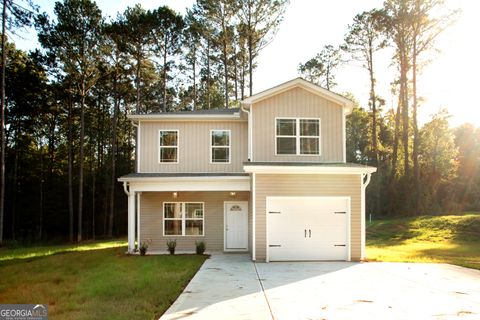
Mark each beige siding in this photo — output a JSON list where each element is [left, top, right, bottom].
[[140, 191, 249, 252], [254, 174, 362, 261], [252, 87, 344, 162], [139, 120, 248, 173]]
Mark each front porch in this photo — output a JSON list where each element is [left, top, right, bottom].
[[118, 173, 251, 254]]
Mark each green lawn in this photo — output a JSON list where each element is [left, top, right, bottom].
[[366, 212, 480, 270], [0, 241, 208, 320]]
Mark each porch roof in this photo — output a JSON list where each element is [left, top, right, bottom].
[[243, 162, 377, 174], [118, 173, 250, 192]]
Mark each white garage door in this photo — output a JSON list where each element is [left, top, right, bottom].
[[267, 197, 349, 261]]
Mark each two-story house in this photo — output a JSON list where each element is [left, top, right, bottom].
[[119, 78, 376, 262]]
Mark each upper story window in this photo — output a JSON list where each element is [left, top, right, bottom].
[[159, 130, 178, 163], [276, 118, 320, 155], [211, 130, 230, 163]]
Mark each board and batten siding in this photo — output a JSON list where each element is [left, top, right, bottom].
[[252, 87, 344, 162], [140, 191, 250, 252], [254, 174, 362, 261], [139, 120, 248, 173]]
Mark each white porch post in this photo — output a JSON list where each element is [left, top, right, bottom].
[[128, 191, 136, 253]]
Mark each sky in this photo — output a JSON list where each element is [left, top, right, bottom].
[[13, 0, 480, 127]]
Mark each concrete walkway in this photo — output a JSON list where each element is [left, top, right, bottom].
[[160, 254, 480, 320], [160, 254, 272, 320]]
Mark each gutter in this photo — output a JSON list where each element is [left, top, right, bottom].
[[240, 102, 253, 161], [123, 181, 130, 196]]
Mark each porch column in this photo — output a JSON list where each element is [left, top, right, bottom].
[[128, 191, 136, 253]]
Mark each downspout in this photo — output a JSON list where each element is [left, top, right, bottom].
[[240, 103, 252, 161], [123, 181, 130, 196], [362, 173, 372, 189], [132, 121, 140, 173]]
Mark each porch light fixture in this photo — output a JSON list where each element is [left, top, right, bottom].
[[229, 192, 236, 197], [172, 192, 178, 198]]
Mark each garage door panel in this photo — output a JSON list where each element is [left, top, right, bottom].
[[267, 197, 349, 261]]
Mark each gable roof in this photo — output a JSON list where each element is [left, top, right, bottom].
[[241, 77, 354, 114]]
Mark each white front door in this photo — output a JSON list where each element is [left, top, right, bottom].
[[224, 201, 248, 251]]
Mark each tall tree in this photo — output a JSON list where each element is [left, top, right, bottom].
[[184, 9, 202, 109], [418, 110, 457, 213], [384, 0, 412, 182], [343, 9, 386, 166], [197, 0, 238, 108], [298, 44, 341, 90], [149, 6, 184, 112], [239, 0, 287, 96], [0, 0, 37, 245], [120, 5, 152, 114], [409, 0, 459, 213], [37, 0, 103, 242]]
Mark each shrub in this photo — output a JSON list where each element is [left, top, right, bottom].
[[166, 239, 177, 255], [195, 241, 206, 255]]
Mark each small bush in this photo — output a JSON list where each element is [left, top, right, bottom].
[[166, 239, 177, 255], [139, 241, 149, 256], [195, 241, 206, 255]]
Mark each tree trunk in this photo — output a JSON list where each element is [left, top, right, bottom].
[[91, 156, 96, 240], [206, 38, 211, 109], [401, 53, 409, 179], [109, 70, 119, 238], [0, 0, 7, 245], [135, 54, 141, 113], [11, 144, 18, 240], [368, 47, 378, 166], [233, 48, 238, 101], [162, 37, 168, 112], [39, 144, 44, 240], [77, 89, 86, 242], [192, 47, 196, 110], [248, 2, 253, 96], [391, 89, 402, 180], [67, 93, 74, 242], [412, 38, 420, 215], [222, 40, 229, 108]]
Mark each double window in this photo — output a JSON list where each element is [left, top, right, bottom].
[[211, 130, 231, 163], [164, 202, 204, 236], [276, 118, 320, 155], [159, 130, 178, 163]]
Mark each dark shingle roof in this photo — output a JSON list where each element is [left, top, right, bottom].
[[119, 172, 249, 179], [131, 108, 240, 116], [243, 161, 375, 168]]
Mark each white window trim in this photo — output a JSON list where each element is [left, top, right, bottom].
[[274, 117, 321, 156], [158, 129, 179, 164], [210, 129, 231, 164], [162, 202, 205, 237]]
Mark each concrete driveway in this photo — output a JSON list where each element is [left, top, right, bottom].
[[160, 254, 480, 320]]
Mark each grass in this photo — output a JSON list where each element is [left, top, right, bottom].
[[0, 241, 208, 320], [366, 212, 480, 270]]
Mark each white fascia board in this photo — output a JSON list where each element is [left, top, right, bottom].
[[128, 114, 242, 121], [243, 165, 377, 175], [120, 176, 251, 192]]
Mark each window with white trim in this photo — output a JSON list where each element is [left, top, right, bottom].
[[159, 130, 178, 163], [276, 118, 320, 155], [211, 130, 230, 163], [164, 202, 204, 236]]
